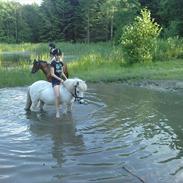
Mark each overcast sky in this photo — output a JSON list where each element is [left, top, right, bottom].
[[8, 0, 42, 5]]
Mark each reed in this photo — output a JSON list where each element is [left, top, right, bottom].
[[0, 66, 44, 88], [154, 37, 183, 61], [0, 40, 183, 88]]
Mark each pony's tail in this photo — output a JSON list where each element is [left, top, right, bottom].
[[24, 87, 32, 111]]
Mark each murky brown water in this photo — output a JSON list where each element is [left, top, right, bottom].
[[0, 83, 183, 183]]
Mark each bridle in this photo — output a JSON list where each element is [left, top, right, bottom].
[[72, 85, 84, 102], [63, 82, 84, 102]]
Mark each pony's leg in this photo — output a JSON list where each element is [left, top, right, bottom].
[[24, 98, 32, 111], [62, 102, 67, 114], [66, 102, 73, 113], [39, 100, 45, 111], [31, 100, 39, 112], [24, 88, 32, 111]]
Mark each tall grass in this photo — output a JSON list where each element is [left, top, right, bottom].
[[154, 37, 183, 61], [0, 39, 183, 88], [0, 65, 44, 88]]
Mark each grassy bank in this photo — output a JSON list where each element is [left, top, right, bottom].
[[1, 59, 183, 88], [69, 58, 183, 82], [0, 40, 183, 88], [0, 66, 44, 87]]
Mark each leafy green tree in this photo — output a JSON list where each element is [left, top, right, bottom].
[[158, 0, 183, 37], [114, 0, 140, 43], [0, 1, 30, 43], [100, 0, 120, 41], [39, 0, 65, 41], [139, 0, 183, 37], [121, 8, 161, 63], [78, 0, 100, 43], [21, 4, 43, 42]]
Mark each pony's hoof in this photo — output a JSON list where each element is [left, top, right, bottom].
[[24, 107, 30, 111], [79, 99, 87, 104], [56, 111, 60, 118]]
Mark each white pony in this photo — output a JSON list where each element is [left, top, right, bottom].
[[25, 78, 87, 113]]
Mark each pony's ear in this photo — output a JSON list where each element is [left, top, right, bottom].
[[75, 81, 79, 87]]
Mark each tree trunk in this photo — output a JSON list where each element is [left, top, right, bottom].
[[87, 10, 90, 44]]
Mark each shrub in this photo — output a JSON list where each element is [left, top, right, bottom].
[[121, 8, 162, 64]]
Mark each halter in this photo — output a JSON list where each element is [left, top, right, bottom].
[[73, 85, 84, 102], [63, 82, 84, 102]]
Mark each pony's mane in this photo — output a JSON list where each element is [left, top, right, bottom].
[[64, 78, 87, 91], [38, 60, 49, 64]]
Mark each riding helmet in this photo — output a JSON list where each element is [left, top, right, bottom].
[[52, 48, 62, 56], [48, 42, 56, 48]]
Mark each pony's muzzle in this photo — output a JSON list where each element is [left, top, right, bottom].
[[78, 99, 87, 104]]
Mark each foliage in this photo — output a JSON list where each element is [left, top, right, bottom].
[[114, 0, 140, 43], [1, 41, 183, 87], [121, 8, 162, 64], [154, 37, 183, 61], [139, 0, 183, 38], [0, 0, 182, 43]]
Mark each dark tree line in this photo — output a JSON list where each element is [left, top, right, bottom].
[[0, 0, 182, 43]]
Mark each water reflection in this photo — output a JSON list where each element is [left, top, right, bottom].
[[1, 85, 183, 182], [26, 111, 85, 167], [0, 51, 78, 67], [0, 51, 31, 66]]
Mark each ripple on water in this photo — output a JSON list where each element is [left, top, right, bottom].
[[0, 85, 183, 182]]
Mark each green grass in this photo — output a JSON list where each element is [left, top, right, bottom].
[[1, 41, 183, 88], [1, 58, 183, 88], [0, 66, 45, 88], [69, 58, 183, 82]]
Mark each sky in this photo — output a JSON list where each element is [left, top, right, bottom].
[[8, 0, 42, 5]]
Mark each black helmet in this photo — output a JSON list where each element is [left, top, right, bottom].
[[52, 48, 62, 56], [48, 42, 56, 48]]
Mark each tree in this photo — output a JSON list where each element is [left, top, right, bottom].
[[121, 8, 162, 63], [21, 4, 43, 42], [114, 0, 140, 43], [158, 0, 183, 37], [39, 0, 64, 41], [0, 1, 30, 43], [100, 0, 120, 41]]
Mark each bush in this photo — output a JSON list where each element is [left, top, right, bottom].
[[121, 8, 162, 64]]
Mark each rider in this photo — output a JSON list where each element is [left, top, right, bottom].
[[48, 42, 69, 78], [50, 48, 67, 118], [48, 42, 56, 58]]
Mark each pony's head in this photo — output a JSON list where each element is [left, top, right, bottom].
[[31, 59, 40, 73], [64, 78, 87, 103], [31, 59, 49, 74]]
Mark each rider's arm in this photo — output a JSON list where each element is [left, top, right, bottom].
[[62, 72, 67, 80], [50, 66, 62, 81]]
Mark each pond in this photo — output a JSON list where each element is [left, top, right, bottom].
[[0, 83, 183, 183], [0, 51, 78, 67]]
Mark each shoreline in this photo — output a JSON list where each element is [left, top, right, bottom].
[[124, 79, 183, 92]]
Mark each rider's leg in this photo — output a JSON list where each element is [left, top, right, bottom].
[[53, 85, 60, 118]]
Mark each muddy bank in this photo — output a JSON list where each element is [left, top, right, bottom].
[[125, 80, 183, 92]]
